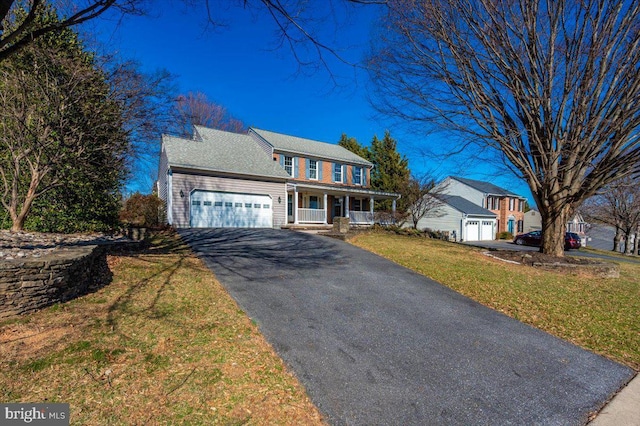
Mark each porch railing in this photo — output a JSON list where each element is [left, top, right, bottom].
[[349, 210, 374, 224], [298, 208, 326, 223]]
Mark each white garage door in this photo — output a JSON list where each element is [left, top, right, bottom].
[[466, 220, 480, 241], [190, 191, 273, 228], [480, 220, 494, 240]]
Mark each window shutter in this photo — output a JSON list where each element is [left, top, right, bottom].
[[318, 161, 323, 181], [343, 165, 347, 184], [279, 154, 284, 167], [362, 167, 367, 186], [305, 158, 310, 179], [351, 165, 356, 184], [294, 157, 299, 178]]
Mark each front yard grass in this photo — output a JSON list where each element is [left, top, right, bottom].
[[0, 232, 324, 425], [350, 232, 640, 371]]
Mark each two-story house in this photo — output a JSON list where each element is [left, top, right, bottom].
[[157, 126, 400, 228], [440, 176, 527, 235]]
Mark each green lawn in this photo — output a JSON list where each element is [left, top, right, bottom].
[[0, 232, 324, 425], [350, 232, 640, 371]]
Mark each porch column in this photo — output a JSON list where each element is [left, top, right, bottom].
[[392, 198, 397, 224], [370, 196, 374, 225], [323, 192, 328, 225], [294, 186, 299, 224], [345, 195, 350, 219]]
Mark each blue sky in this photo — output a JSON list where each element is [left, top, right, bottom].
[[88, 1, 533, 203]]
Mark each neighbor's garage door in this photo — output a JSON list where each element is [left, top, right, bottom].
[[466, 220, 480, 241], [480, 220, 494, 240], [190, 191, 272, 228]]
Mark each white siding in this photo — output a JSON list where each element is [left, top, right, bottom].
[[248, 129, 275, 156], [439, 177, 485, 206], [414, 203, 464, 235], [523, 210, 542, 232], [171, 172, 287, 228]]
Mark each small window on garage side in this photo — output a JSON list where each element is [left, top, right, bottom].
[[235, 202, 242, 208], [214, 201, 223, 207], [254, 203, 261, 208], [263, 204, 270, 209], [245, 203, 252, 208], [225, 202, 232, 207], [203, 201, 212, 206], [192, 200, 201, 206]]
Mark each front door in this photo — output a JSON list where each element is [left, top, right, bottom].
[[333, 197, 343, 218]]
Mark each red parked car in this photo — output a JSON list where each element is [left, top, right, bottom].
[[513, 231, 582, 250]]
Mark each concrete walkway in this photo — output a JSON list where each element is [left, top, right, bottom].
[[180, 228, 635, 425], [590, 374, 640, 426]]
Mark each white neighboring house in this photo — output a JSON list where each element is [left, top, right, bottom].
[[523, 210, 589, 246], [410, 195, 498, 242]]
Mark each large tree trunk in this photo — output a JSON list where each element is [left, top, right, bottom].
[[613, 226, 623, 252], [540, 206, 570, 257], [624, 231, 634, 255]]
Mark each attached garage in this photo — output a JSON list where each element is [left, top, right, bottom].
[[190, 191, 273, 228], [481, 220, 494, 240], [465, 220, 480, 241]]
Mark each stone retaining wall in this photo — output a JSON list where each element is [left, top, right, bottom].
[[0, 241, 141, 320]]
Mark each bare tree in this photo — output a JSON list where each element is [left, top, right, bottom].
[[582, 177, 640, 255], [369, 0, 640, 256], [0, 0, 145, 61], [404, 174, 445, 229], [172, 91, 245, 137]]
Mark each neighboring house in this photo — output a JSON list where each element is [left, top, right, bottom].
[[439, 176, 527, 236], [157, 126, 400, 228], [523, 210, 588, 246], [410, 195, 498, 242]]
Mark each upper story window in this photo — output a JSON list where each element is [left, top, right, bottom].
[[309, 160, 318, 180], [486, 196, 500, 210], [353, 167, 362, 185], [509, 198, 515, 211], [284, 156, 293, 176], [334, 163, 342, 182], [519, 200, 524, 212]]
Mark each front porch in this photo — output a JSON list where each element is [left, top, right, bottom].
[[286, 183, 398, 226]]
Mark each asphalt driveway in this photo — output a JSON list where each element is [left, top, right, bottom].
[[179, 228, 634, 425]]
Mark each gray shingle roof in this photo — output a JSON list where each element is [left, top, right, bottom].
[[162, 127, 290, 180], [450, 176, 524, 198], [439, 195, 497, 217], [250, 128, 373, 166]]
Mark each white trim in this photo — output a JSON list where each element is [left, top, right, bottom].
[[167, 169, 173, 225]]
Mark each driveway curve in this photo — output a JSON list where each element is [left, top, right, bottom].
[[179, 228, 634, 425]]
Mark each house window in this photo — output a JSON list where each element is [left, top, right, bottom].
[[309, 160, 318, 180], [284, 156, 293, 176], [203, 201, 212, 206], [254, 204, 261, 208], [519, 200, 524, 212], [235, 202, 242, 207], [517, 220, 524, 233], [334, 163, 342, 182], [509, 198, 515, 211], [354, 199, 362, 211], [245, 203, 252, 208], [287, 194, 293, 216], [214, 201, 223, 207], [224, 202, 232, 208], [192, 200, 201, 206], [353, 167, 362, 185]]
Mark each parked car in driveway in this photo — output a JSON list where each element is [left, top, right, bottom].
[[514, 231, 582, 250]]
